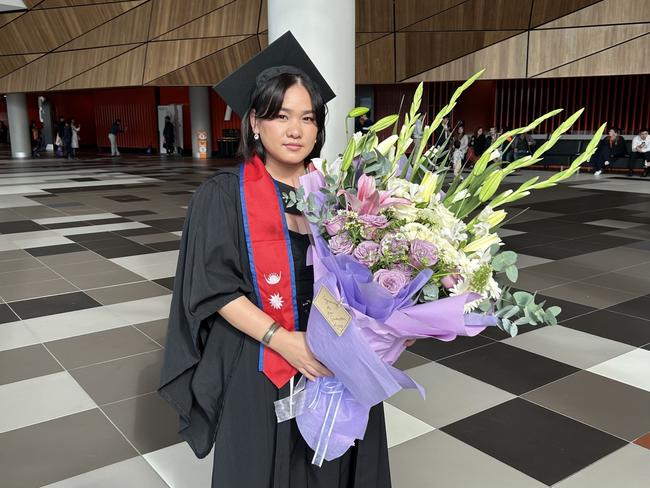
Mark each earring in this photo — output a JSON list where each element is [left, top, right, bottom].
[[254, 133, 260, 140]]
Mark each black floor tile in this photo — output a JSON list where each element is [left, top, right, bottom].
[[104, 195, 150, 202], [9, 292, 101, 320], [407, 334, 494, 361], [441, 398, 627, 486], [562, 309, 650, 347], [70, 177, 100, 182], [148, 240, 180, 251], [536, 294, 596, 321], [113, 227, 160, 237], [115, 210, 157, 217], [479, 322, 549, 340], [0, 304, 19, 324], [606, 295, 650, 320], [25, 243, 86, 257], [141, 218, 185, 232], [91, 244, 159, 259], [43, 221, 93, 230], [520, 243, 593, 260], [0, 220, 45, 234], [68, 232, 118, 243], [438, 342, 579, 395], [154, 277, 174, 290]]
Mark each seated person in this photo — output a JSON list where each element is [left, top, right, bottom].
[[630, 128, 650, 177], [591, 127, 627, 176]]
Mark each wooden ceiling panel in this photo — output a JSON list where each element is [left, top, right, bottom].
[[0, 1, 141, 54], [529, 24, 650, 77], [396, 30, 520, 81], [356, 33, 395, 84], [144, 36, 248, 83], [404, 33, 527, 82], [0, 53, 44, 78], [52, 44, 147, 89], [403, 0, 533, 31], [155, 0, 260, 41], [539, 0, 649, 28], [394, 0, 466, 31], [0, 44, 136, 92], [259, 0, 267, 33], [56, 1, 151, 50], [535, 32, 650, 77], [34, 0, 131, 7], [0, 11, 25, 29], [530, 0, 603, 28], [147, 0, 234, 40], [151, 35, 259, 85], [356, 0, 393, 32]]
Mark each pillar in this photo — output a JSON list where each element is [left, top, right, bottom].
[[6, 93, 31, 158], [268, 0, 355, 162], [189, 86, 212, 159]]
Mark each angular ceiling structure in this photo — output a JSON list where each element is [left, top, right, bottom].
[[0, 0, 646, 92]]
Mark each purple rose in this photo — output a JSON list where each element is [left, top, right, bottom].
[[440, 273, 462, 290], [359, 214, 389, 228], [353, 241, 381, 267], [373, 269, 411, 295], [409, 240, 438, 268], [329, 232, 355, 255], [380, 232, 409, 257], [324, 214, 347, 236]]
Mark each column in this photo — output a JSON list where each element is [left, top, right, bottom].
[[6, 93, 31, 159], [189, 86, 212, 159], [268, 0, 355, 162]]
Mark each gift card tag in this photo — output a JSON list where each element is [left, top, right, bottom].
[[313, 285, 351, 336]]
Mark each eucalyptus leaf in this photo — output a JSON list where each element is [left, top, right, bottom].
[[505, 265, 518, 282], [513, 291, 533, 307]]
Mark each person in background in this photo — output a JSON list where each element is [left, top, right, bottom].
[[452, 139, 463, 177], [62, 120, 73, 160], [30, 121, 41, 158], [434, 115, 452, 148], [500, 127, 515, 163], [55, 116, 65, 156], [453, 124, 469, 157], [357, 113, 373, 134], [163, 115, 175, 155], [591, 127, 628, 176], [71, 118, 80, 159], [108, 118, 125, 157], [630, 128, 649, 177], [473, 127, 487, 157], [514, 132, 536, 160]]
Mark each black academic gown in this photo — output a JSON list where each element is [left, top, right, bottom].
[[159, 166, 392, 488]]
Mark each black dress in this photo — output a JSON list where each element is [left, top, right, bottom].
[[159, 166, 392, 488]]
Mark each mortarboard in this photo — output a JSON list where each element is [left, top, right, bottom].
[[213, 31, 336, 118]]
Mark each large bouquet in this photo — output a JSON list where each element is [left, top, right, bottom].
[[275, 71, 604, 465]]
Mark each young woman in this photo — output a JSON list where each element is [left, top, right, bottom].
[[159, 33, 391, 488], [71, 119, 80, 158]]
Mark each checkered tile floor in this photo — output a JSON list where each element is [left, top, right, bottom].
[[0, 152, 649, 487]]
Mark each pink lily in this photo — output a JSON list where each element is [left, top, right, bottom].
[[339, 174, 410, 215]]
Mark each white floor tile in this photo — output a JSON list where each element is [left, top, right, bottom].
[[144, 442, 213, 488], [383, 402, 435, 448], [111, 251, 179, 279], [0, 320, 40, 352], [34, 213, 120, 225], [53, 222, 150, 236], [104, 295, 172, 325], [0, 371, 96, 434], [0, 195, 41, 208], [588, 348, 650, 392], [516, 253, 553, 269], [42, 456, 170, 488], [585, 219, 645, 229], [24, 306, 131, 343]]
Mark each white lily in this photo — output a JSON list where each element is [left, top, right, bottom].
[[376, 135, 399, 156], [464, 233, 501, 254]]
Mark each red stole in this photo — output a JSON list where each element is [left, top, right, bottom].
[[240, 155, 299, 388]]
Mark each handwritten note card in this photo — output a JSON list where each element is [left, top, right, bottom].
[[313, 285, 351, 336]]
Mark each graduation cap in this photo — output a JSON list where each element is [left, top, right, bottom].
[[213, 31, 336, 118]]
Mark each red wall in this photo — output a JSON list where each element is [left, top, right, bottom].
[[159, 86, 191, 152]]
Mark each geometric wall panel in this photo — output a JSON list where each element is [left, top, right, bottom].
[[530, 0, 602, 27], [0, 1, 142, 54], [147, 0, 233, 40], [0, 11, 24, 29], [154, 0, 260, 41], [394, 0, 466, 30], [356, 0, 393, 32], [402, 0, 533, 31], [404, 33, 528, 82], [0, 53, 43, 78], [143, 36, 248, 83], [396, 30, 521, 80], [539, 0, 650, 28], [0, 44, 136, 91], [356, 33, 389, 48], [56, 0, 151, 51], [51, 44, 147, 90], [356, 33, 394, 84], [534, 32, 650, 78], [149, 35, 259, 86], [529, 24, 650, 77]]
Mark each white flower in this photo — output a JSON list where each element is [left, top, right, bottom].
[[393, 204, 419, 222], [311, 157, 325, 174], [490, 149, 501, 161], [353, 131, 363, 145], [464, 233, 501, 255], [377, 135, 398, 156], [451, 189, 470, 204], [402, 222, 436, 242]]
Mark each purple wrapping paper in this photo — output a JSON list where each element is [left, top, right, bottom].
[[275, 171, 497, 465]]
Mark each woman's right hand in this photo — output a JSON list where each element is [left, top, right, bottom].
[[271, 329, 333, 381]]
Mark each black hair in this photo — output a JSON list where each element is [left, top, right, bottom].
[[640, 128, 649, 133], [453, 140, 461, 149], [239, 71, 327, 162]]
